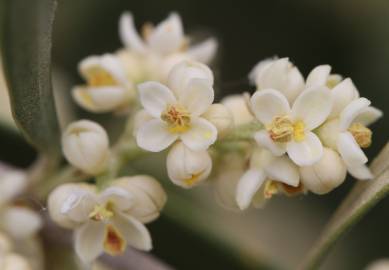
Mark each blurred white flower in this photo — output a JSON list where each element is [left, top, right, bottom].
[[221, 94, 254, 126], [62, 120, 110, 175], [48, 176, 166, 263], [136, 61, 217, 152], [236, 148, 299, 210], [166, 142, 212, 188], [202, 103, 233, 137], [251, 87, 332, 166], [72, 54, 135, 113], [317, 98, 382, 180], [300, 147, 347, 194], [0, 253, 32, 270], [0, 169, 42, 239], [249, 58, 305, 103], [365, 259, 389, 270], [119, 12, 217, 62]]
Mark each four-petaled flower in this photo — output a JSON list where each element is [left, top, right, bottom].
[[251, 87, 333, 166], [136, 61, 217, 152], [48, 176, 166, 263]]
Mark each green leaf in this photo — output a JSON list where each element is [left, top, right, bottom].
[[1, 0, 60, 155], [300, 142, 389, 270]]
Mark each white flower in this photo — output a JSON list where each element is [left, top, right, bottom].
[[221, 94, 254, 126], [366, 259, 389, 270], [62, 120, 110, 175], [0, 169, 42, 239], [306, 65, 361, 118], [317, 98, 382, 180], [72, 54, 135, 113], [136, 61, 217, 152], [48, 176, 166, 263], [236, 148, 300, 210], [249, 58, 305, 103], [251, 87, 332, 166], [300, 147, 347, 194], [119, 12, 217, 62], [0, 253, 32, 270], [166, 142, 212, 188], [202, 104, 233, 137]]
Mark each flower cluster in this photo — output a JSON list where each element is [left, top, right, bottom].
[[44, 11, 383, 265]]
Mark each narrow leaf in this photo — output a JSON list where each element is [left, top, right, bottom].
[[1, 0, 60, 155], [300, 142, 389, 270]]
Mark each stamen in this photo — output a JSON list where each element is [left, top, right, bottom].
[[161, 104, 191, 133], [348, 123, 372, 148], [267, 116, 294, 143], [89, 203, 114, 222], [104, 225, 126, 256], [184, 173, 201, 187], [88, 69, 116, 86], [264, 181, 279, 199]]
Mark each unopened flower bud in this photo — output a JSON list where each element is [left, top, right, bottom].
[[112, 176, 167, 223], [221, 95, 254, 126], [300, 148, 347, 194], [166, 142, 212, 188], [48, 183, 96, 229], [62, 120, 109, 175], [202, 103, 233, 137]]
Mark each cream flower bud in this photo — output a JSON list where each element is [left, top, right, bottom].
[[62, 120, 109, 175], [167, 142, 212, 188], [48, 183, 96, 229], [300, 148, 347, 194], [202, 103, 233, 137], [111, 176, 167, 223], [221, 95, 254, 126]]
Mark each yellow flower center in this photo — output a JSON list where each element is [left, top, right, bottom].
[[348, 123, 372, 148], [267, 116, 305, 143], [89, 202, 114, 222], [161, 104, 191, 133], [103, 224, 126, 256], [87, 69, 117, 86]]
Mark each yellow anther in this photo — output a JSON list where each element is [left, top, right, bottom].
[[161, 104, 191, 133], [348, 123, 372, 148], [104, 224, 126, 256], [89, 204, 114, 222], [267, 116, 294, 143], [264, 181, 279, 199]]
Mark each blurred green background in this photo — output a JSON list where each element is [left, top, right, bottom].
[[1, 0, 389, 269]]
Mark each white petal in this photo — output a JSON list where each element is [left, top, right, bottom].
[[250, 89, 290, 124], [291, 86, 332, 130], [99, 187, 134, 211], [147, 13, 184, 55], [72, 86, 133, 113], [248, 58, 274, 85], [112, 213, 152, 251], [330, 78, 359, 118], [119, 12, 146, 53], [337, 132, 368, 166], [187, 38, 218, 64], [254, 130, 286, 156], [75, 221, 105, 263], [138, 82, 176, 118], [236, 169, 266, 210], [286, 132, 323, 166], [99, 54, 129, 85], [264, 156, 299, 187], [1, 207, 42, 239], [347, 163, 373, 180], [180, 117, 217, 151], [179, 78, 214, 116], [339, 97, 371, 131], [353, 106, 383, 126], [167, 60, 213, 96], [305, 65, 331, 88], [136, 119, 178, 152]]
